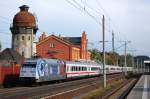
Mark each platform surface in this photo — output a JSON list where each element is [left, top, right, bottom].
[[127, 75, 150, 99]]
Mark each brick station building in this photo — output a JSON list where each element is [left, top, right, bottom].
[[36, 31, 91, 61]]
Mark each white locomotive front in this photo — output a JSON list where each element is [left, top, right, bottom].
[[20, 58, 66, 83]]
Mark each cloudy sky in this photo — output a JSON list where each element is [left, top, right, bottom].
[[0, 0, 150, 56]]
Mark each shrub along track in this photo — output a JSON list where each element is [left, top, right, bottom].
[[0, 73, 122, 99]]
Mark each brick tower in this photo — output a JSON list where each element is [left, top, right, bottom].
[[10, 5, 38, 58]]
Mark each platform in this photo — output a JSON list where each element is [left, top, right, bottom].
[[127, 75, 150, 99]]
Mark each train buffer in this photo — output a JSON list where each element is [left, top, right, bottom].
[[127, 75, 150, 99]]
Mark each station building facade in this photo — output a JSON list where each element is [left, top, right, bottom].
[[36, 32, 91, 61]]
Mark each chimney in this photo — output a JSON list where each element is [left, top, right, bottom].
[[39, 32, 46, 41]]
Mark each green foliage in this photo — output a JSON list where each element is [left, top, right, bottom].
[[118, 54, 133, 67], [90, 49, 133, 66], [90, 49, 119, 65], [89, 49, 102, 63]]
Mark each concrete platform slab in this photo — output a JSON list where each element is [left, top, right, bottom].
[[127, 75, 150, 99]]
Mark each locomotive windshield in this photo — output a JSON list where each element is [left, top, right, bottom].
[[22, 63, 36, 68], [20, 63, 37, 77]]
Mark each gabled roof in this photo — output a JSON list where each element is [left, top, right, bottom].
[[63, 37, 81, 45], [37, 35, 71, 46], [0, 48, 24, 64], [37, 35, 81, 48]]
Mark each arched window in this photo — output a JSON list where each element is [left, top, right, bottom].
[[22, 36, 24, 40], [22, 51, 24, 57], [28, 36, 30, 40], [16, 35, 19, 40]]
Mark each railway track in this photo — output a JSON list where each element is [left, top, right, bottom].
[[101, 74, 140, 99], [0, 73, 122, 99]]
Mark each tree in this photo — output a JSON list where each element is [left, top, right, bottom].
[[105, 52, 119, 65], [89, 49, 102, 63], [118, 54, 133, 67]]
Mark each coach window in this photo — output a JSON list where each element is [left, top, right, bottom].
[[84, 67, 85, 71], [73, 66, 75, 71], [67, 66, 69, 72], [74, 66, 76, 71], [72, 66, 74, 71], [111, 68, 115, 70], [84, 67, 86, 71], [76, 67, 78, 71]]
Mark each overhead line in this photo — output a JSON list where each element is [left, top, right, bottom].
[[81, 0, 103, 16], [0, 15, 12, 22], [66, 0, 101, 25], [95, 0, 127, 41]]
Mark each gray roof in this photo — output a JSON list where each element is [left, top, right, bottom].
[[0, 48, 24, 64], [63, 37, 81, 45]]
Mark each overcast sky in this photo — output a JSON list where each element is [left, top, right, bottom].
[[0, 0, 150, 56]]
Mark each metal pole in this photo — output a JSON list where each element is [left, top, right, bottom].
[[31, 29, 33, 58], [102, 15, 106, 88], [141, 59, 143, 73], [112, 31, 115, 53], [136, 59, 138, 73], [112, 31, 116, 65], [132, 52, 135, 73], [124, 41, 127, 75]]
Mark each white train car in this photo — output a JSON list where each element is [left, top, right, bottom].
[[65, 61, 101, 78], [105, 65, 122, 74]]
